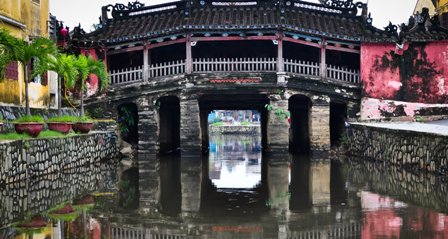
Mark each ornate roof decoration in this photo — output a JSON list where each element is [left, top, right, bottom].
[[102, 0, 145, 19], [320, 0, 365, 15], [81, 0, 447, 46], [387, 7, 448, 43]]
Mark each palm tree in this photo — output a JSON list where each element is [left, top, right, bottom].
[[0, 29, 23, 79], [71, 55, 108, 117], [35, 53, 78, 116], [0, 29, 57, 115]]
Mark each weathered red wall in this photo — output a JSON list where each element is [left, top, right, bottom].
[[361, 41, 448, 104]]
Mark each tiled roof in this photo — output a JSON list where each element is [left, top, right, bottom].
[[82, 0, 397, 45]]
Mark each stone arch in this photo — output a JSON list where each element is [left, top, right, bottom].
[[330, 99, 348, 147], [117, 102, 139, 143], [157, 95, 181, 155], [288, 94, 312, 153]]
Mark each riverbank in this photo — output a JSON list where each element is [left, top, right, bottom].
[[209, 124, 260, 135]]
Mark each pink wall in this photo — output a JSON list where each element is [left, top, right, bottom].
[[361, 41, 448, 104]]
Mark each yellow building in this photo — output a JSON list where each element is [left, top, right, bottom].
[[0, 0, 56, 108], [437, 0, 448, 13], [414, 0, 437, 15]]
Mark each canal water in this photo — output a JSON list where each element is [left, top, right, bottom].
[[1, 134, 448, 238]]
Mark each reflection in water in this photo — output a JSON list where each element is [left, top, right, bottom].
[[3, 136, 448, 238], [209, 134, 262, 189]]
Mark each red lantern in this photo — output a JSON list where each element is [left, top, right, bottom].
[[60, 28, 68, 37]]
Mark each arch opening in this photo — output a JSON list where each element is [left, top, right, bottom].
[[288, 95, 312, 154], [330, 101, 347, 147], [158, 96, 181, 155], [117, 103, 139, 144]]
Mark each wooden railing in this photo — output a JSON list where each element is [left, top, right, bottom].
[[109, 58, 360, 85], [109, 66, 143, 85], [327, 64, 360, 84], [148, 60, 185, 78], [193, 57, 277, 72], [284, 59, 320, 77]]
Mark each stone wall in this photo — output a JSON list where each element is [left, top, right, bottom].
[[209, 125, 260, 135], [347, 123, 448, 175], [0, 132, 118, 185]]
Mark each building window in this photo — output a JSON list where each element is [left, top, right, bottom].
[[32, 0, 40, 4], [4, 61, 19, 80]]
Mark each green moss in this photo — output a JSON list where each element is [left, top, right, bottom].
[[0, 132, 31, 140], [13, 115, 45, 123], [0, 130, 78, 141], [47, 115, 78, 123]]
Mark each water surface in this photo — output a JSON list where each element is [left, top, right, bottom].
[[1, 134, 448, 238]]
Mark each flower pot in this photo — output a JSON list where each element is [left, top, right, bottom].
[[14, 122, 44, 137], [73, 122, 94, 134], [48, 122, 73, 134]]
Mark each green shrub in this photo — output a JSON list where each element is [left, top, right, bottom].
[[0, 131, 78, 141], [0, 133, 31, 140], [212, 122, 224, 126], [75, 115, 93, 122], [241, 121, 250, 126], [13, 115, 45, 123], [47, 115, 78, 123]]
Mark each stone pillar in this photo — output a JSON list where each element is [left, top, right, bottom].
[[310, 96, 330, 154], [186, 34, 192, 74], [181, 157, 202, 216], [180, 96, 201, 157], [320, 39, 327, 78], [136, 96, 160, 214], [310, 162, 330, 206], [267, 95, 289, 156], [143, 45, 149, 81], [277, 32, 286, 84]]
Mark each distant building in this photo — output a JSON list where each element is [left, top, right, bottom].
[[0, 0, 57, 108]]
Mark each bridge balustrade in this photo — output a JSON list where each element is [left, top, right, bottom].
[[193, 57, 277, 72], [108, 58, 360, 85], [284, 59, 320, 77], [109, 66, 143, 85], [149, 60, 186, 78], [327, 64, 360, 84]]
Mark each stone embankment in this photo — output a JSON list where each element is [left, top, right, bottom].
[[209, 125, 260, 134], [347, 122, 448, 175], [0, 132, 119, 185]]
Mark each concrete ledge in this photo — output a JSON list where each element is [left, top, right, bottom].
[[0, 132, 119, 185]]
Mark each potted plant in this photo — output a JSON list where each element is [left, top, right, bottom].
[[14, 214, 48, 236], [72, 116, 94, 134], [47, 115, 76, 134], [48, 203, 80, 222], [13, 115, 45, 137]]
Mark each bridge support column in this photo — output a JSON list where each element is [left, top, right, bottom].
[[136, 96, 160, 214], [310, 97, 331, 156], [267, 95, 290, 157], [180, 97, 202, 157]]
